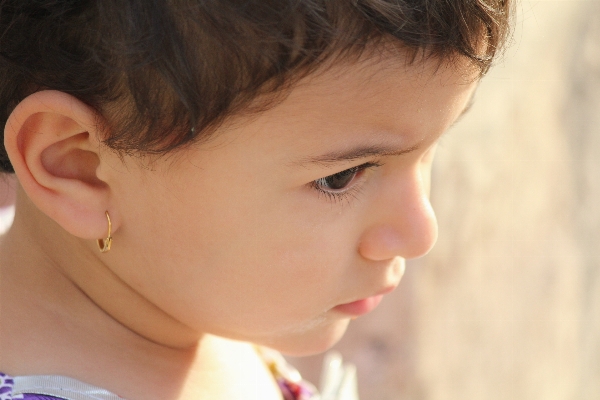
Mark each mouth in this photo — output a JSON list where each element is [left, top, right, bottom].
[[333, 295, 384, 316], [332, 286, 397, 317]]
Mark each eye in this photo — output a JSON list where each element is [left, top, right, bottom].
[[310, 162, 382, 204], [315, 166, 361, 191]]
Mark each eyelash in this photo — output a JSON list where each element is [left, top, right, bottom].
[[310, 161, 383, 204]]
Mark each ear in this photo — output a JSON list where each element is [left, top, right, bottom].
[[3, 90, 119, 239]]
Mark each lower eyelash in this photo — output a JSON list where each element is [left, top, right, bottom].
[[315, 184, 365, 206]]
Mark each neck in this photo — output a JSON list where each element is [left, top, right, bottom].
[[0, 191, 283, 400]]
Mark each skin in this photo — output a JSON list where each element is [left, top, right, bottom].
[[0, 52, 477, 400]]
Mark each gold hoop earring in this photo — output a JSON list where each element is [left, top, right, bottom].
[[97, 211, 113, 253]]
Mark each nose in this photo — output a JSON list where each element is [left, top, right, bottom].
[[358, 166, 438, 261]]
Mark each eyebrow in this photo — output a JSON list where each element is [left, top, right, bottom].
[[291, 142, 422, 167], [292, 88, 478, 168]]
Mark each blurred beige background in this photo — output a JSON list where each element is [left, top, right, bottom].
[[290, 1, 600, 399]]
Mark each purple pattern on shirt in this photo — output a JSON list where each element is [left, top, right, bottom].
[[22, 397, 61, 400], [1, 373, 22, 400]]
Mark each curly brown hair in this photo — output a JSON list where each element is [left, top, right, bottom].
[[0, 0, 512, 173]]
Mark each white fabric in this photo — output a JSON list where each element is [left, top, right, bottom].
[[13, 375, 122, 400], [319, 352, 360, 400]]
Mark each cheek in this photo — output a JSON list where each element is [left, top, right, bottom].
[[184, 226, 352, 338], [120, 179, 355, 337]]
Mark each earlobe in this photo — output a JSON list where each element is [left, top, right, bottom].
[[3, 90, 118, 239]]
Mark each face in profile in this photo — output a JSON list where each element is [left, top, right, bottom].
[[92, 53, 478, 356]]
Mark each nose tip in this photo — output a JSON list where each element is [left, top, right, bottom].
[[358, 193, 439, 262]]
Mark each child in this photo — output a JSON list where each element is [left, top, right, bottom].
[[0, 1, 511, 399]]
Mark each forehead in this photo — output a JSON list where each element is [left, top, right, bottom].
[[190, 52, 478, 168], [258, 54, 475, 139]]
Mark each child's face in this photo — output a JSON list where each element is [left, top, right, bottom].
[[102, 54, 477, 355]]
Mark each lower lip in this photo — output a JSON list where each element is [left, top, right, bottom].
[[333, 294, 384, 316]]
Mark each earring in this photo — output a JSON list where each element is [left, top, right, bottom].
[[97, 211, 113, 253]]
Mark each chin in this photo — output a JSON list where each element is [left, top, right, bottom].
[[263, 318, 351, 357]]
